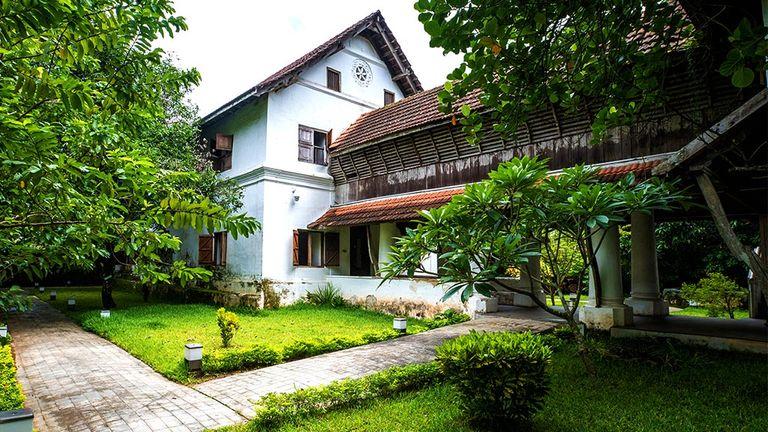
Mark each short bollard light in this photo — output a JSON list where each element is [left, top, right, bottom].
[[393, 317, 407, 334], [0, 408, 34, 432], [38, 286, 44, 293], [0, 325, 7, 338], [100, 310, 111, 318], [184, 343, 203, 372], [49, 291, 57, 301], [67, 298, 76, 310]]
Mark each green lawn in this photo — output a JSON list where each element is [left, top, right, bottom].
[[671, 306, 750, 320], [259, 342, 768, 432], [38, 287, 430, 383]]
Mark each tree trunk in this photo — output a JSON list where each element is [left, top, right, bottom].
[[101, 276, 116, 309], [696, 174, 768, 306]]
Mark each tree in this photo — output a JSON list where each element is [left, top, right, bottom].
[[681, 272, 747, 319], [0, 1, 259, 307], [381, 157, 686, 365], [414, 0, 767, 142]]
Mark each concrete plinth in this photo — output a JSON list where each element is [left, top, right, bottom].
[[512, 291, 546, 307], [625, 297, 668, 316], [580, 305, 633, 330]]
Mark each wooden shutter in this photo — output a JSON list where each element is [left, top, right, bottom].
[[384, 90, 395, 106], [327, 68, 340, 92], [298, 126, 313, 162], [324, 232, 340, 266], [215, 133, 233, 151], [326, 129, 333, 148], [221, 154, 232, 171], [292, 230, 300, 266], [198, 234, 214, 265]]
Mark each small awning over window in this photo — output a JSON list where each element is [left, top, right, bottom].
[[309, 156, 668, 229]]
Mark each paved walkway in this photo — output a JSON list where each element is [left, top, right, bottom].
[[9, 302, 244, 432], [10, 301, 557, 431], [194, 315, 556, 418]]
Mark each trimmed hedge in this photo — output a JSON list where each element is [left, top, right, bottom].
[[0, 344, 25, 411], [201, 331, 404, 375], [436, 331, 552, 428], [247, 362, 442, 430]]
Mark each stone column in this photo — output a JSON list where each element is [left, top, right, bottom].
[[580, 224, 633, 329], [625, 211, 668, 316], [513, 255, 546, 307]]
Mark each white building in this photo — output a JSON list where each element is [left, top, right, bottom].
[[178, 12, 459, 310]]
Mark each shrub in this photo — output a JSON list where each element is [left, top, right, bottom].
[[423, 308, 470, 329], [436, 331, 552, 428], [681, 272, 747, 319], [216, 307, 241, 347], [250, 362, 442, 429], [0, 345, 25, 411], [203, 344, 282, 374], [305, 283, 346, 307], [662, 288, 689, 308]]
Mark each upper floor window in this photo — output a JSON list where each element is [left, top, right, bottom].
[[298, 125, 329, 165], [326, 68, 341, 92], [384, 90, 395, 106], [212, 133, 233, 172]]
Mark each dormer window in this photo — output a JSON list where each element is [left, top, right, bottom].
[[327, 68, 341, 92], [384, 90, 395, 106]]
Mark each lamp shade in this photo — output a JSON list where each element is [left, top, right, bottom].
[[184, 343, 203, 361], [393, 317, 407, 332]]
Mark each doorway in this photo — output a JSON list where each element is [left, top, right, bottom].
[[349, 226, 372, 276]]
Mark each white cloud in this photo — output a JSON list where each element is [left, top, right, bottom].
[[156, 0, 460, 116]]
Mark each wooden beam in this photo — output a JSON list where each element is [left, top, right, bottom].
[[654, 88, 768, 175], [696, 173, 768, 304], [374, 20, 416, 94]]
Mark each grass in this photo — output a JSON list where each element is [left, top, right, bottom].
[[247, 341, 768, 432], [38, 287, 430, 383], [671, 306, 750, 320]]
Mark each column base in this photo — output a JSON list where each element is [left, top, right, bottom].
[[579, 305, 633, 330], [625, 297, 669, 317]]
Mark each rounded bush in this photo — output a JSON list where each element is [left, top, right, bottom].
[[435, 330, 551, 428]]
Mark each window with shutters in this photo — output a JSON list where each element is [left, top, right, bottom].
[[298, 125, 329, 165], [326, 67, 341, 92], [384, 90, 395, 106], [292, 229, 340, 267], [212, 133, 233, 172], [199, 232, 227, 266]]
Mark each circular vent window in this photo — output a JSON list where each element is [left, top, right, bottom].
[[352, 59, 372, 87]]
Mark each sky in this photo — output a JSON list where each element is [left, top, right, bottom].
[[157, 0, 461, 116]]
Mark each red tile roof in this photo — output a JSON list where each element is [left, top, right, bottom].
[[330, 86, 483, 152], [203, 11, 422, 125], [308, 186, 465, 228], [308, 158, 665, 228]]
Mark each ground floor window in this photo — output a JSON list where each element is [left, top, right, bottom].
[[199, 232, 227, 266], [293, 230, 339, 267]]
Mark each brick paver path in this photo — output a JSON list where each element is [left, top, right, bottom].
[[9, 301, 245, 432], [10, 301, 556, 430], [195, 315, 557, 418]]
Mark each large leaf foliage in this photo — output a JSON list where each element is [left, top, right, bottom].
[[415, 0, 767, 142], [381, 157, 687, 322], [0, 1, 259, 286]]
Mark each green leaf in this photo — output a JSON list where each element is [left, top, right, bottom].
[[731, 67, 755, 88]]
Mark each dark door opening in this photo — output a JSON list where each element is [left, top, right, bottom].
[[349, 226, 372, 276]]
